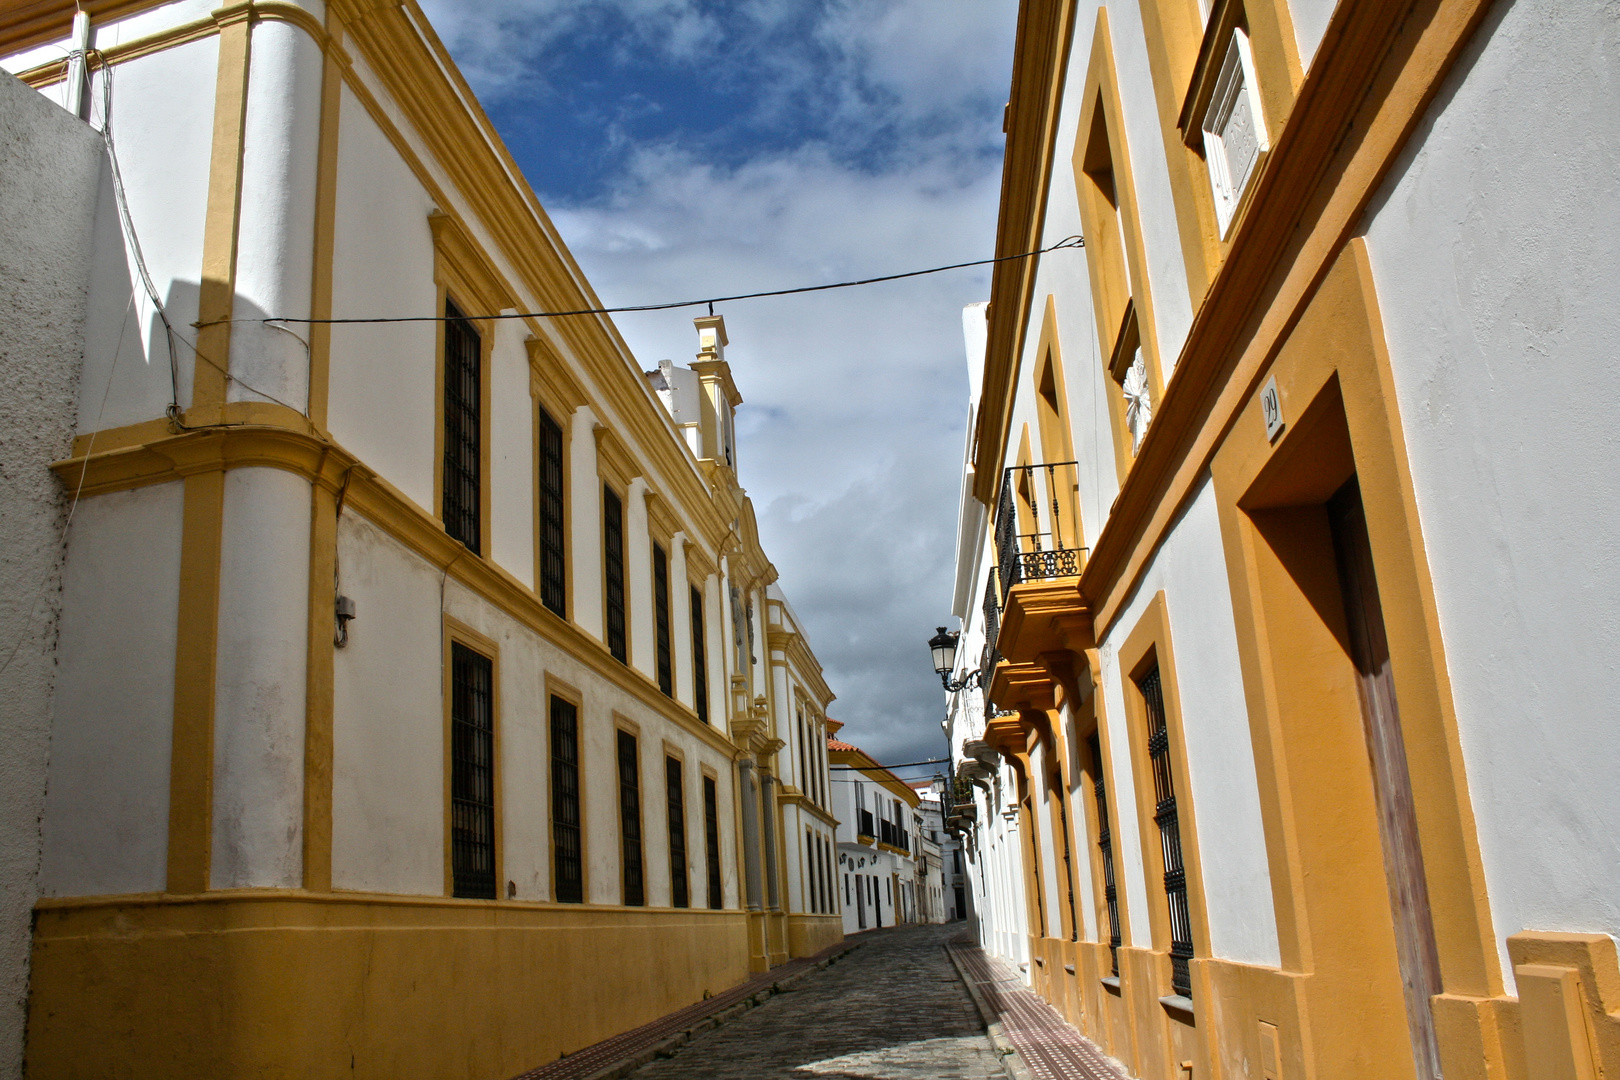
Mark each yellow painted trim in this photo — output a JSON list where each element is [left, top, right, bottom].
[[442, 615, 502, 898], [305, 10, 342, 433], [973, 0, 1076, 505], [49, 425, 737, 760], [826, 747, 921, 808], [1206, 243, 1503, 1076], [323, 0, 730, 558], [167, 468, 224, 893], [1071, 9, 1167, 485], [189, 5, 254, 426]]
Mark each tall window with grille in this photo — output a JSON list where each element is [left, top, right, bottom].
[[450, 643, 495, 899], [703, 774, 723, 909], [442, 300, 482, 553], [1052, 766, 1079, 942], [550, 695, 583, 903], [1140, 665, 1195, 998], [653, 543, 673, 696], [1088, 732, 1122, 975], [617, 730, 644, 905], [666, 756, 689, 908], [537, 405, 566, 617], [603, 486, 627, 663], [806, 829, 818, 912], [690, 586, 709, 722]]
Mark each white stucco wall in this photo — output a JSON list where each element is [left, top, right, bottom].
[[1097, 0, 1197, 366], [328, 82, 437, 512], [331, 512, 445, 895], [212, 467, 311, 889], [1360, 0, 1620, 989], [229, 19, 322, 411], [1287, 0, 1338, 75], [488, 315, 535, 590], [43, 481, 185, 897], [1098, 476, 1281, 966], [77, 37, 219, 429]]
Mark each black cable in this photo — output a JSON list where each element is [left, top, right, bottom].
[[831, 757, 949, 771], [239, 235, 1084, 328]]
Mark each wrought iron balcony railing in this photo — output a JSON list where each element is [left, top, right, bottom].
[[995, 462, 1088, 598]]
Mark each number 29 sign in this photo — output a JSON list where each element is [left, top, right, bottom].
[[1260, 374, 1284, 443]]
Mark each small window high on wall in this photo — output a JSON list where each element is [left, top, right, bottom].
[[603, 486, 627, 663], [1201, 28, 1270, 237], [442, 300, 482, 553], [537, 406, 566, 617], [653, 543, 673, 696], [690, 585, 709, 722]]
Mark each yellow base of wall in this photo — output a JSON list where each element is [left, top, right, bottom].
[[785, 913, 844, 958], [26, 890, 751, 1080]]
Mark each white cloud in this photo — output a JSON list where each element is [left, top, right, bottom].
[[556, 140, 996, 764], [422, 0, 1018, 765]]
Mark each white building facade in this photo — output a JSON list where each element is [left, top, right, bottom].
[[940, 1, 1620, 1079], [0, 3, 837, 1078], [829, 731, 921, 935]]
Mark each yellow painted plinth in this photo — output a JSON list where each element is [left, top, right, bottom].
[[785, 913, 844, 958], [27, 891, 750, 1080]]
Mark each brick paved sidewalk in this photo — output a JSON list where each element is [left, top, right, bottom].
[[628, 922, 1006, 1080], [947, 935, 1132, 1080], [510, 935, 858, 1080]]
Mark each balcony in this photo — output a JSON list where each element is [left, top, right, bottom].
[[877, 819, 910, 854], [857, 808, 875, 842], [995, 462, 1087, 597]]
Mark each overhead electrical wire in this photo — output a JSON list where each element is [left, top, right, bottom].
[[831, 756, 950, 772], [216, 235, 1086, 329]]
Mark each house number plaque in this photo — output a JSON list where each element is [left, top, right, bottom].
[[1260, 374, 1284, 442]]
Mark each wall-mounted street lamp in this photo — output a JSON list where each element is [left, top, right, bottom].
[[928, 627, 983, 692]]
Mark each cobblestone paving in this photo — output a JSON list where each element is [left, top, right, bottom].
[[631, 923, 1007, 1080]]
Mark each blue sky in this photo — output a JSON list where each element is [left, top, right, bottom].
[[422, 0, 1018, 773]]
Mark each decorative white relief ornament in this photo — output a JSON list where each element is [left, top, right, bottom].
[[1123, 351, 1152, 455]]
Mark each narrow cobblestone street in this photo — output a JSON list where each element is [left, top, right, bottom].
[[630, 924, 1006, 1080]]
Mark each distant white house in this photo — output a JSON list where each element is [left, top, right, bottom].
[[828, 727, 920, 934], [909, 780, 950, 924]]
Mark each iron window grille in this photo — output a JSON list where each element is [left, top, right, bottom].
[[690, 586, 709, 722], [797, 715, 809, 801], [995, 462, 1087, 598], [550, 695, 583, 903], [703, 775, 723, 909], [980, 577, 1001, 714], [1141, 665, 1195, 998], [617, 730, 644, 905], [603, 486, 627, 663], [666, 756, 689, 909], [807, 830, 819, 913], [450, 643, 495, 899], [1054, 768, 1079, 942], [442, 300, 482, 554], [1024, 793, 1047, 937], [537, 405, 566, 617], [1088, 732, 1122, 975], [653, 543, 673, 696]]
